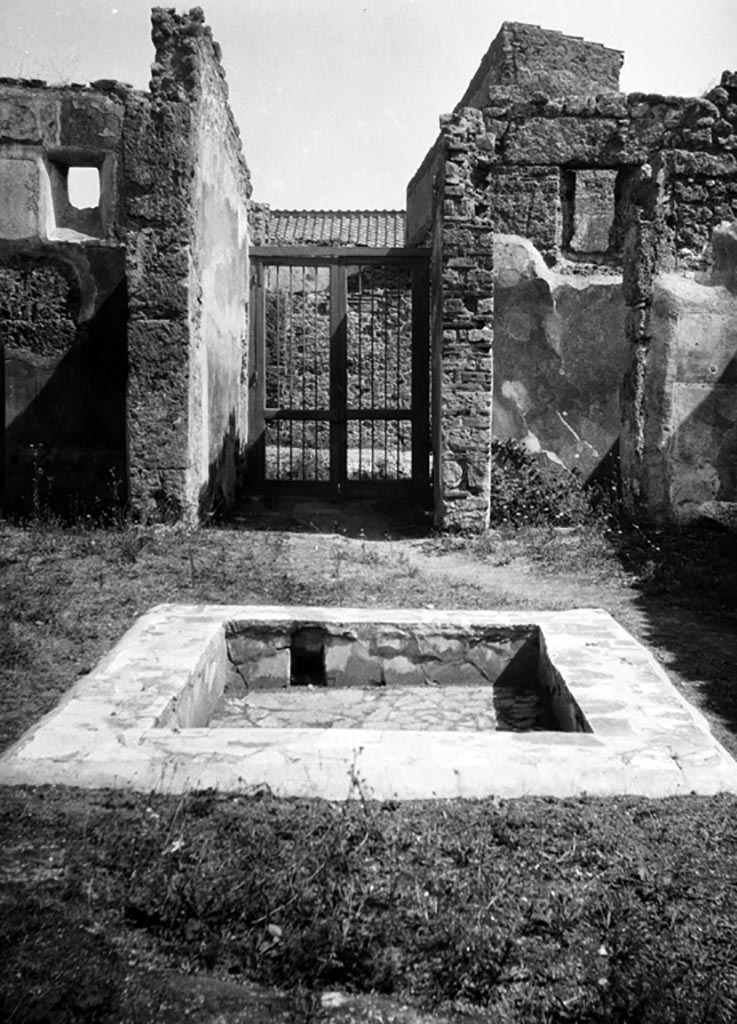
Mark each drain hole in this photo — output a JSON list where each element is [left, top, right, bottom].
[[291, 627, 326, 686]]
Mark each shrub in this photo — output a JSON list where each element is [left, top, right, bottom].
[[488, 439, 594, 528]]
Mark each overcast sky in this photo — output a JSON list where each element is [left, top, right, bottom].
[[1, 0, 735, 210]]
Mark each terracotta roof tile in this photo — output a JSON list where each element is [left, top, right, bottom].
[[268, 210, 406, 248]]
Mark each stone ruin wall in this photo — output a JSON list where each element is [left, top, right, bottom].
[[408, 22, 737, 529], [2, 12, 735, 530], [1, 6, 251, 521], [0, 79, 129, 513], [457, 22, 623, 107], [104, 5, 251, 521], [621, 112, 737, 520]]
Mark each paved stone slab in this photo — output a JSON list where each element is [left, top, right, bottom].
[[209, 680, 557, 732], [2, 604, 737, 799]]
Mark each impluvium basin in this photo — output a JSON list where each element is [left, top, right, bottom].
[[2, 605, 736, 799]]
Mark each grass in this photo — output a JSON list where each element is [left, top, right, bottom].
[[2, 787, 737, 1023], [1, 511, 737, 1022]]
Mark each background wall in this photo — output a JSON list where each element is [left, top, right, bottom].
[[0, 82, 128, 514]]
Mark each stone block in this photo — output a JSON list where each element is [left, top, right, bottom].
[[442, 459, 464, 488], [227, 633, 288, 664], [126, 320, 189, 381], [0, 94, 57, 143], [369, 631, 415, 658], [60, 94, 123, 148], [0, 157, 39, 238], [415, 634, 466, 661], [325, 638, 383, 687], [596, 95, 628, 118], [503, 117, 625, 165], [383, 656, 425, 687], [247, 650, 290, 690], [424, 660, 488, 686]]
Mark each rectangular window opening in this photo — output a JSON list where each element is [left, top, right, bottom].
[[560, 168, 618, 256], [67, 165, 101, 210], [45, 155, 107, 240]]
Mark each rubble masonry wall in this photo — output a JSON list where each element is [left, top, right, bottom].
[[0, 81, 128, 512], [409, 24, 737, 527], [1, 7, 251, 521], [124, 7, 250, 521]]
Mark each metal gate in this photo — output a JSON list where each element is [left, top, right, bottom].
[[248, 246, 430, 501]]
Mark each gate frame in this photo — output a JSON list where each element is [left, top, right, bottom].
[[248, 246, 431, 503]]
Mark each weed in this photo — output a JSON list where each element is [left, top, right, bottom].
[[356, 529, 381, 566], [392, 547, 419, 579], [113, 526, 154, 565], [489, 439, 602, 529], [331, 540, 347, 579]]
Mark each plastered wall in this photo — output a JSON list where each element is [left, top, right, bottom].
[[409, 21, 737, 527], [1, 7, 251, 521]]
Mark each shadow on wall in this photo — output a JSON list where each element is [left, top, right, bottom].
[[638, 241, 737, 520], [197, 409, 242, 522], [2, 262, 128, 518], [667, 353, 737, 514]]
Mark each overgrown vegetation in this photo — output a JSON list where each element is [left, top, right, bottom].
[[485, 438, 737, 612], [488, 439, 599, 528]]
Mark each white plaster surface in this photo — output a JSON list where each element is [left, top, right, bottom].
[[2, 605, 737, 799], [0, 155, 39, 238]]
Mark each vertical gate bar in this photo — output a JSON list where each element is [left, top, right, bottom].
[[249, 260, 267, 484], [395, 265, 401, 477], [274, 266, 281, 478], [370, 264, 376, 477], [358, 265, 363, 479], [288, 264, 294, 478], [301, 266, 307, 477], [411, 259, 431, 496], [330, 263, 347, 498], [313, 265, 319, 479], [383, 265, 389, 478]]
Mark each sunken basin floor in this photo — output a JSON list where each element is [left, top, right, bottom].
[[209, 681, 558, 732]]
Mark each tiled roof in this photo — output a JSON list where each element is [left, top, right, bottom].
[[268, 210, 406, 248]]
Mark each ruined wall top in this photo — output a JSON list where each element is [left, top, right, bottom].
[[150, 6, 221, 100], [456, 21, 623, 109], [148, 6, 250, 205]]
